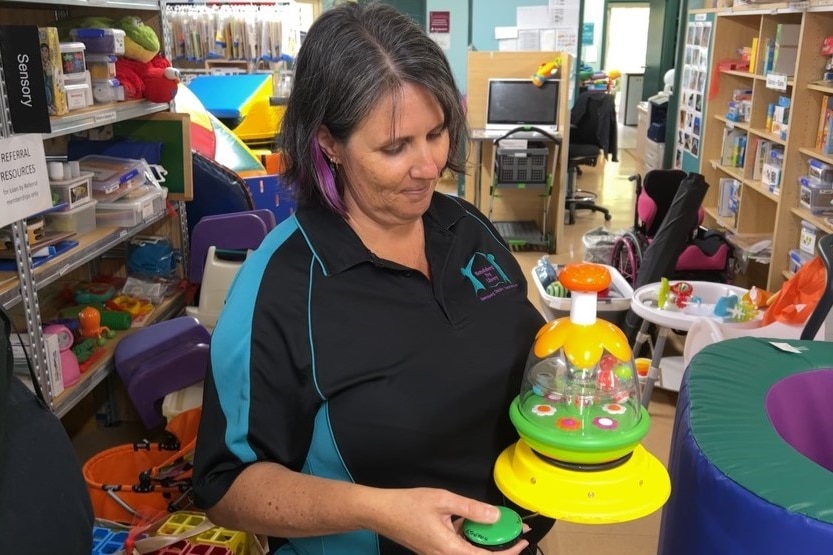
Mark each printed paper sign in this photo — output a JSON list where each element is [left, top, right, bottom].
[[0, 134, 52, 228]]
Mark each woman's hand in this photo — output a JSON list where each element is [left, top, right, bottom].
[[370, 487, 531, 555]]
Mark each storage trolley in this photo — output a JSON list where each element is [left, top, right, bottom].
[[487, 126, 560, 253]]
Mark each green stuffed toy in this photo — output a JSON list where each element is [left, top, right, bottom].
[[115, 16, 160, 63]]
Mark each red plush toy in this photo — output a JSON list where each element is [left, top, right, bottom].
[[115, 54, 180, 103]]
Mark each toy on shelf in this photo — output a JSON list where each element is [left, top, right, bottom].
[[43, 323, 81, 387], [654, 277, 759, 323], [579, 67, 621, 92], [56, 16, 180, 104], [494, 263, 670, 524], [106, 294, 154, 320], [532, 57, 561, 87], [78, 306, 116, 343]]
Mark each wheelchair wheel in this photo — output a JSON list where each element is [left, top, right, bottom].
[[610, 231, 644, 285]]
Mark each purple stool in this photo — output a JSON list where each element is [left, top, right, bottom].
[[189, 210, 275, 284], [114, 316, 210, 429]]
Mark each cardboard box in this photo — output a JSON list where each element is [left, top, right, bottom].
[[11, 332, 63, 397], [38, 26, 68, 116]]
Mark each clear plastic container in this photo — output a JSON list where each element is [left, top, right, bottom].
[[91, 78, 124, 104], [85, 54, 117, 80], [70, 28, 126, 55], [95, 185, 165, 227], [799, 220, 820, 255], [45, 200, 97, 234]]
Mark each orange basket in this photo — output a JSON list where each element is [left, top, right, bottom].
[[83, 408, 201, 523]]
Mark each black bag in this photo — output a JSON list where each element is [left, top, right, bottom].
[[0, 309, 94, 554]]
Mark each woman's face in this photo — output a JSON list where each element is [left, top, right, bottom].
[[332, 82, 449, 226]]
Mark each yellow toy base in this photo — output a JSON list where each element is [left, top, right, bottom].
[[494, 441, 670, 524]]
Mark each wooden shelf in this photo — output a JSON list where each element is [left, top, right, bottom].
[[696, 6, 833, 291], [705, 206, 738, 232], [791, 206, 833, 234], [715, 114, 750, 130], [744, 178, 781, 202], [798, 146, 833, 166]]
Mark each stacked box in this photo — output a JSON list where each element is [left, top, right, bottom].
[[37, 27, 68, 116], [798, 175, 833, 215]]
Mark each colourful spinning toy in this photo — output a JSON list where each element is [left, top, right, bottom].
[[494, 263, 670, 524]]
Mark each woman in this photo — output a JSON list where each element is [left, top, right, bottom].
[[193, 3, 553, 553]]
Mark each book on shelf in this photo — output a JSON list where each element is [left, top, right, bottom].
[[751, 136, 774, 182], [721, 127, 747, 169], [718, 177, 741, 228], [749, 37, 759, 74], [816, 95, 833, 155], [772, 23, 800, 76]]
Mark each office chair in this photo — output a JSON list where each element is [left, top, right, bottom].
[[566, 90, 618, 224]]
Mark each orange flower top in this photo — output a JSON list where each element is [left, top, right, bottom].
[[533, 317, 631, 369], [558, 263, 611, 293]]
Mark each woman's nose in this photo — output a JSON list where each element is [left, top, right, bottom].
[[410, 144, 442, 180]]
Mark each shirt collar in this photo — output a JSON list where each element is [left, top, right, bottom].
[[296, 192, 468, 275]]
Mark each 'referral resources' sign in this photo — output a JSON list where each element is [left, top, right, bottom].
[[0, 134, 51, 228], [0, 25, 51, 134]]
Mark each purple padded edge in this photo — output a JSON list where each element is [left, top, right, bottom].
[[114, 316, 211, 428], [766, 368, 833, 472], [114, 316, 210, 384], [189, 210, 275, 283], [127, 343, 209, 429]]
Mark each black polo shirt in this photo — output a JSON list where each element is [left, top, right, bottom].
[[194, 193, 551, 553]]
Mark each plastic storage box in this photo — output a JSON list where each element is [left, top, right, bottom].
[[50, 171, 94, 210], [800, 220, 820, 255], [44, 200, 97, 234], [95, 185, 165, 227], [70, 28, 125, 55], [789, 248, 813, 274], [531, 264, 634, 326], [85, 54, 117, 80], [798, 175, 833, 215]]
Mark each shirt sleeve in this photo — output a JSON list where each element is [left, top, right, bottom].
[[192, 254, 320, 510]]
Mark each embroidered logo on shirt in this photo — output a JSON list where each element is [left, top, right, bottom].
[[460, 252, 518, 300]]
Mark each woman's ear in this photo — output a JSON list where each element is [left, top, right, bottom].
[[316, 126, 339, 163]]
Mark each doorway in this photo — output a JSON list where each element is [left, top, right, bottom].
[[604, 3, 650, 136], [604, 3, 650, 75]]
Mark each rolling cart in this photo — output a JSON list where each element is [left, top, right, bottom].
[[487, 126, 560, 253]]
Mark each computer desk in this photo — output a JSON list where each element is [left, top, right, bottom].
[[468, 128, 565, 253]]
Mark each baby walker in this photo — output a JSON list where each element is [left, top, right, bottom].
[[487, 126, 558, 253]]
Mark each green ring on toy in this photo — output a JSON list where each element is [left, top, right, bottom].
[[509, 398, 651, 464]]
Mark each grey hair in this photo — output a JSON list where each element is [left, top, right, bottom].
[[279, 1, 469, 215]]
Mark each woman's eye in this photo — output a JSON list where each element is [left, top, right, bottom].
[[383, 143, 405, 154]]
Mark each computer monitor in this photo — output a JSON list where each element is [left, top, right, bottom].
[[485, 78, 560, 134]]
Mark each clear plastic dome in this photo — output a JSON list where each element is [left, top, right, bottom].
[[509, 263, 650, 465]]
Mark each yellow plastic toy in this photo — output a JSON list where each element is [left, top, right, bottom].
[[494, 263, 670, 524], [532, 58, 561, 87]]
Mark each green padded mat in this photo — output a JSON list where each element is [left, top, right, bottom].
[[688, 337, 833, 524]]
